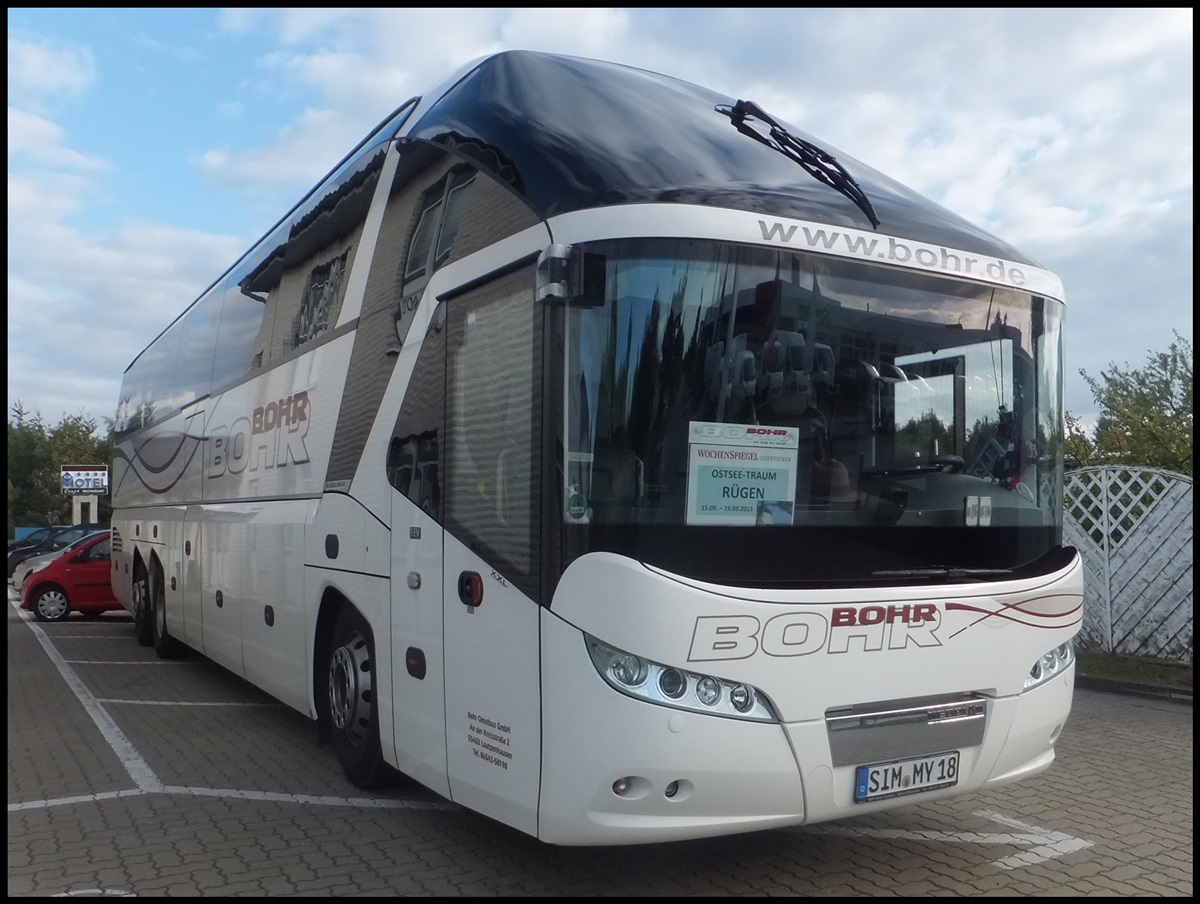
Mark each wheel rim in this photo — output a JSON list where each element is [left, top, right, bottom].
[[328, 632, 372, 745], [37, 590, 69, 620]]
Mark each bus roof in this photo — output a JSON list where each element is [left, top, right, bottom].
[[124, 51, 1049, 377], [404, 50, 1039, 266]]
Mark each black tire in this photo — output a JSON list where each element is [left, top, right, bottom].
[[31, 586, 71, 622], [131, 566, 153, 647], [150, 562, 183, 659], [324, 607, 391, 789]]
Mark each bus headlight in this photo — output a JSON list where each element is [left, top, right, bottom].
[[1024, 638, 1074, 690], [695, 677, 721, 707], [585, 634, 778, 722], [609, 652, 647, 687], [658, 668, 687, 699], [729, 684, 755, 713]]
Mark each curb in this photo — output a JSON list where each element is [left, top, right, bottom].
[[1075, 674, 1193, 705]]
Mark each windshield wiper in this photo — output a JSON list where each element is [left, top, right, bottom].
[[872, 567, 1014, 582], [717, 99, 880, 229]]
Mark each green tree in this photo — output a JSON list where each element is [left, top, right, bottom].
[[1075, 331, 1193, 475], [1063, 411, 1098, 469], [8, 404, 54, 533], [7, 403, 115, 537]]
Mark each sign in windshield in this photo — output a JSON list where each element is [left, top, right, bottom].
[[686, 422, 799, 526]]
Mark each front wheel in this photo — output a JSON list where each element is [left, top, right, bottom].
[[324, 607, 391, 789], [32, 586, 71, 622]]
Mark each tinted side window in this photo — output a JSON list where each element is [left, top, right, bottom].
[[403, 167, 475, 281], [388, 303, 446, 519], [116, 320, 182, 438], [211, 275, 265, 389], [172, 287, 223, 405], [443, 266, 540, 597]]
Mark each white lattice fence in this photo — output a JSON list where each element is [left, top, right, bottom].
[[1064, 466, 1193, 662]]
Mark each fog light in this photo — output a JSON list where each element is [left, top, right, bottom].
[[664, 780, 679, 798], [612, 777, 631, 795]]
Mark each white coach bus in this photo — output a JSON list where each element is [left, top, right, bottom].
[[110, 51, 1081, 845]]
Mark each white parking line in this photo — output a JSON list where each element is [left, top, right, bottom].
[[63, 659, 192, 665], [40, 635, 134, 639], [94, 699, 283, 706], [9, 597, 163, 795], [8, 595, 458, 814], [810, 809, 1093, 869]]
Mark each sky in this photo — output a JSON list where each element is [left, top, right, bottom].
[[7, 8, 1194, 435]]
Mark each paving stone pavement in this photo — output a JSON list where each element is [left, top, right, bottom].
[[7, 594, 1193, 897]]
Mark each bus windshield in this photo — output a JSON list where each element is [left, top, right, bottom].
[[553, 238, 1066, 587]]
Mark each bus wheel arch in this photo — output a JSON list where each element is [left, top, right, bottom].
[[317, 596, 391, 789], [312, 591, 343, 742]]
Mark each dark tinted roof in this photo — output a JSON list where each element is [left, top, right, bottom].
[[407, 51, 1037, 265]]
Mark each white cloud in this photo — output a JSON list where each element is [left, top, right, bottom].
[[7, 36, 96, 103], [7, 106, 108, 170], [8, 213, 244, 423], [5, 8, 1194, 432], [195, 106, 364, 210]]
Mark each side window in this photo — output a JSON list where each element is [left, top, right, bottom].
[[358, 150, 540, 344], [293, 251, 349, 347], [388, 303, 446, 519], [443, 266, 540, 595], [235, 146, 386, 371], [172, 287, 223, 406], [115, 320, 182, 438], [404, 197, 440, 282], [403, 166, 476, 282], [211, 275, 266, 389]]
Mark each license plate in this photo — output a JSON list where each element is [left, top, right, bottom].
[[854, 751, 960, 803]]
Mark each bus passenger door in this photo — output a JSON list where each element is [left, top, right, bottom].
[[440, 270, 543, 838]]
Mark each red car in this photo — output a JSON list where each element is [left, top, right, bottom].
[[20, 533, 122, 622]]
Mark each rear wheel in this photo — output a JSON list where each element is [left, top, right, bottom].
[[32, 586, 71, 622], [323, 607, 391, 789], [131, 566, 153, 646], [150, 562, 183, 659]]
